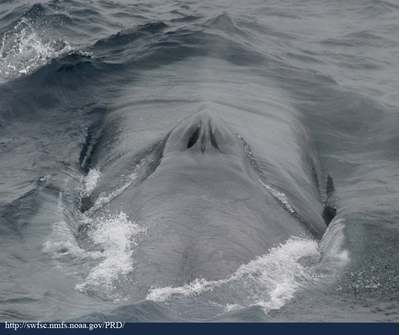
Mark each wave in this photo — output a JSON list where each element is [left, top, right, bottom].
[[146, 237, 323, 314], [0, 11, 271, 83], [0, 3, 73, 80], [75, 211, 145, 300]]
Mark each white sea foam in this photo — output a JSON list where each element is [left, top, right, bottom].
[[0, 17, 71, 79], [82, 168, 101, 196], [75, 212, 145, 294], [43, 193, 144, 297], [319, 218, 350, 268], [86, 160, 145, 215], [42, 191, 86, 258], [42, 219, 86, 258], [86, 173, 137, 215], [146, 237, 321, 313], [258, 179, 296, 214]]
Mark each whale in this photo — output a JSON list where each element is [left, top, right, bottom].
[[79, 105, 334, 300]]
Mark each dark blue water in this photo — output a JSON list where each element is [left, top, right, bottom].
[[0, 0, 397, 321]]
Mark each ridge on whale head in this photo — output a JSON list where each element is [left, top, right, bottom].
[[90, 110, 329, 294]]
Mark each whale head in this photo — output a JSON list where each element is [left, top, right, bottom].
[[118, 111, 313, 284]]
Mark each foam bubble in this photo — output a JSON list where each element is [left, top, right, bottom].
[[225, 304, 242, 312], [0, 17, 70, 79], [76, 212, 145, 295], [43, 219, 86, 258], [320, 218, 350, 268], [146, 237, 321, 312], [82, 169, 101, 196], [258, 179, 296, 214], [86, 160, 146, 215]]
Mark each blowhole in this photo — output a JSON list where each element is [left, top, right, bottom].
[[187, 126, 201, 149]]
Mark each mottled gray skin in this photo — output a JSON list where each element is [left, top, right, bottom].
[[90, 111, 326, 298]]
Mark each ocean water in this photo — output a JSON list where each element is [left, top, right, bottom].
[[0, 0, 397, 322]]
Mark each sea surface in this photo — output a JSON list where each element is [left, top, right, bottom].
[[0, 0, 398, 321]]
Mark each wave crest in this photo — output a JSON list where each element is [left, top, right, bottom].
[[0, 16, 70, 79]]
